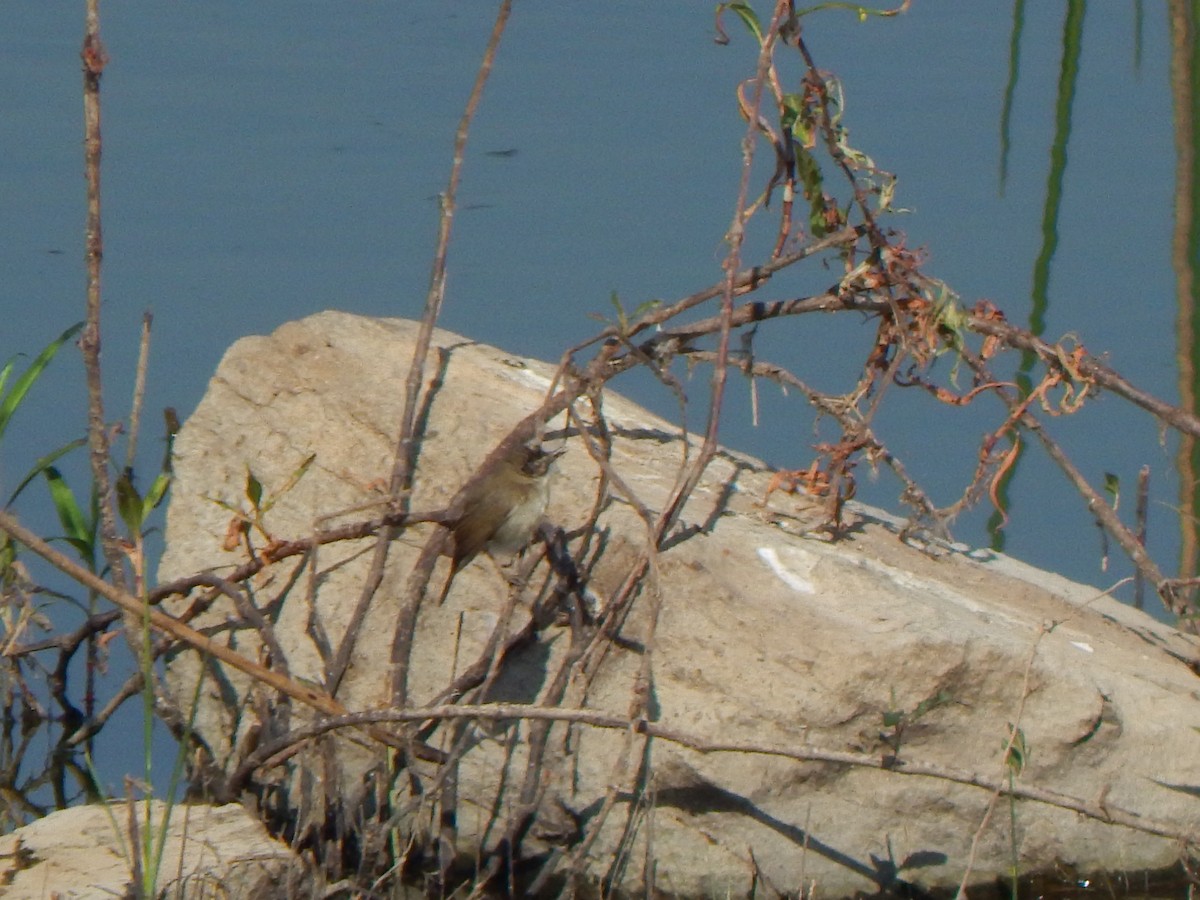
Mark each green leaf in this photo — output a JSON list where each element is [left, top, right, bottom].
[[1103, 472, 1120, 505], [142, 472, 171, 518], [609, 291, 629, 332], [935, 293, 967, 336], [245, 469, 264, 511], [161, 407, 181, 475], [0, 322, 83, 443], [733, 2, 763, 40], [262, 453, 317, 513], [44, 467, 89, 544], [0, 533, 15, 583], [1003, 724, 1028, 775], [794, 145, 829, 237], [6, 437, 87, 508], [43, 467, 97, 569], [780, 93, 806, 137], [0, 359, 13, 400], [715, 1, 763, 44], [911, 690, 952, 721], [117, 472, 144, 536], [631, 298, 662, 320], [206, 496, 243, 516]]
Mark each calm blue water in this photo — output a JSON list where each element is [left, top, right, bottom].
[[0, 3, 1186, 796]]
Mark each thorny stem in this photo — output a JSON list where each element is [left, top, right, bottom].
[[326, 0, 513, 698], [79, 4, 127, 595], [962, 348, 1180, 615]]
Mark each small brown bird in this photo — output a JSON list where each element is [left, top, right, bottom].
[[449, 441, 564, 575]]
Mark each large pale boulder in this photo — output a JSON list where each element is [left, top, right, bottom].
[[157, 311, 1200, 897]]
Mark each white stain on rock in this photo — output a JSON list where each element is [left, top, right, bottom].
[[757, 545, 816, 594]]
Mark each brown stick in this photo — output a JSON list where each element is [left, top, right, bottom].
[[968, 314, 1200, 440], [79, 7, 127, 595], [0, 510, 444, 765], [957, 346, 1179, 613], [1135, 465, 1150, 610], [226, 699, 1197, 846]]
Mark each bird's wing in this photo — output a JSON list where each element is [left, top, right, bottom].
[[452, 486, 521, 566]]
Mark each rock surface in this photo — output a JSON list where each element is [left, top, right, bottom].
[[157, 311, 1200, 897], [0, 801, 304, 898]]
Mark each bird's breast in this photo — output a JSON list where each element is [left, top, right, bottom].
[[486, 476, 550, 556]]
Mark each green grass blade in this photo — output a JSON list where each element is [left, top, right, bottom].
[[42, 466, 97, 569], [0, 359, 14, 399], [142, 472, 171, 518], [0, 322, 83, 442], [5, 437, 87, 508]]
